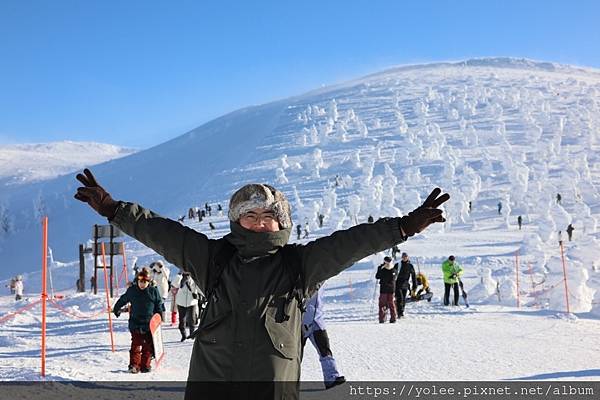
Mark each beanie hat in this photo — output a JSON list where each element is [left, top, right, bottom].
[[228, 183, 292, 229], [137, 269, 151, 281], [449, 255, 455, 261]]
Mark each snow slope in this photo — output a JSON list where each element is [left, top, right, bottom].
[[0, 141, 135, 187], [0, 57, 600, 384]]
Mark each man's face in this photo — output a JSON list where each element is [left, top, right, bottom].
[[239, 208, 280, 232], [402, 255, 408, 261]]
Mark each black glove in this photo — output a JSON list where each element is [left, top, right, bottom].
[[192, 293, 199, 299], [113, 309, 121, 318], [400, 188, 449, 237], [74, 168, 119, 219]]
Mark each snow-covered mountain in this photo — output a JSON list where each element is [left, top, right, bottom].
[[1, 57, 600, 313], [0, 141, 136, 187]]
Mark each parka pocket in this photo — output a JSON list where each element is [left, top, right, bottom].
[[264, 308, 298, 360]]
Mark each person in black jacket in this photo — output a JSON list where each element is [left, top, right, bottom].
[[375, 256, 398, 323], [395, 252, 417, 318], [113, 269, 165, 373]]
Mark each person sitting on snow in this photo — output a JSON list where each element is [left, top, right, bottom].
[[74, 168, 448, 399], [412, 272, 432, 301], [113, 269, 164, 373], [301, 287, 346, 390]]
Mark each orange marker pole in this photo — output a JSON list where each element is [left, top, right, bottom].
[[101, 243, 116, 352], [559, 241, 571, 314], [515, 249, 520, 308], [41, 216, 48, 377]]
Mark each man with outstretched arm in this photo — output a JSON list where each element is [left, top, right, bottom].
[[74, 168, 449, 400]]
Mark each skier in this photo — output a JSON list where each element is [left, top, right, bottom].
[[566, 223, 574, 241], [468, 201, 472, 214], [74, 168, 448, 399], [217, 204, 223, 216], [175, 272, 202, 341], [150, 260, 170, 321], [517, 215, 522, 230], [303, 222, 310, 239], [296, 224, 302, 240], [188, 208, 195, 219], [14, 275, 23, 301], [556, 193, 562, 204], [301, 288, 346, 390], [497, 201, 502, 215], [318, 213, 324, 228], [367, 215, 374, 223], [376, 256, 398, 323], [113, 269, 164, 373], [209, 222, 216, 231], [442, 255, 463, 306], [394, 252, 416, 318]]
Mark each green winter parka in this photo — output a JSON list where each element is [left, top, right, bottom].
[[110, 202, 405, 398], [442, 260, 464, 284]]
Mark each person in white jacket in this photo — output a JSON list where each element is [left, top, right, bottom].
[[150, 260, 170, 321], [176, 272, 202, 341], [14, 275, 24, 301]]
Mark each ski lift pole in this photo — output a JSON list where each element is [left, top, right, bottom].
[[559, 240, 571, 314], [100, 243, 116, 352], [41, 216, 48, 377]]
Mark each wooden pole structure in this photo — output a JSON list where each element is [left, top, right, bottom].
[[101, 243, 116, 352], [41, 216, 48, 377]]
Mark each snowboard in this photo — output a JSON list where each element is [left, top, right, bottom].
[[406, 292, 433, 303], [149, 313, 165, 368]]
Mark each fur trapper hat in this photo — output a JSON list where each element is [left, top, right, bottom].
[[228, 183, 292, 229]]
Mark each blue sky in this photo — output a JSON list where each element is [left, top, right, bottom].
[[1, 0, 598, 149]]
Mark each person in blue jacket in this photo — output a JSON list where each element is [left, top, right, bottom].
[[301, 287, 346, 389], [113, 268, 165, 373]]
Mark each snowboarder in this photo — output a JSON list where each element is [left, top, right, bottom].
[[442, 255, 463, 306], [74, 168, 448, 399], [302, 288, 346, 390], [112, 269, 164, 373], [367, 215, 374, 223], [517, 215, 522, 230], [175, 272, 202, 341], [497, 201, 502, 215], [296, 224, 302, 240], [566, 223, 574, 241], [413, 272, 432, 301], [14, 275, 23, 301], [376, 256, 398, 323], [150, 260, 170, 321], [394, 253, 416, 318], [556, 193, 562, 205], [318, 213, 324, 228]]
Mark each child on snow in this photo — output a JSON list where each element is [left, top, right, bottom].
[[113, 269, 165, 373]]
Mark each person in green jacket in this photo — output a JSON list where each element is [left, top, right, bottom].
[[113, 268, 164, 373], [74, 168, 449, 400], [442, 255, 463, 306]]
